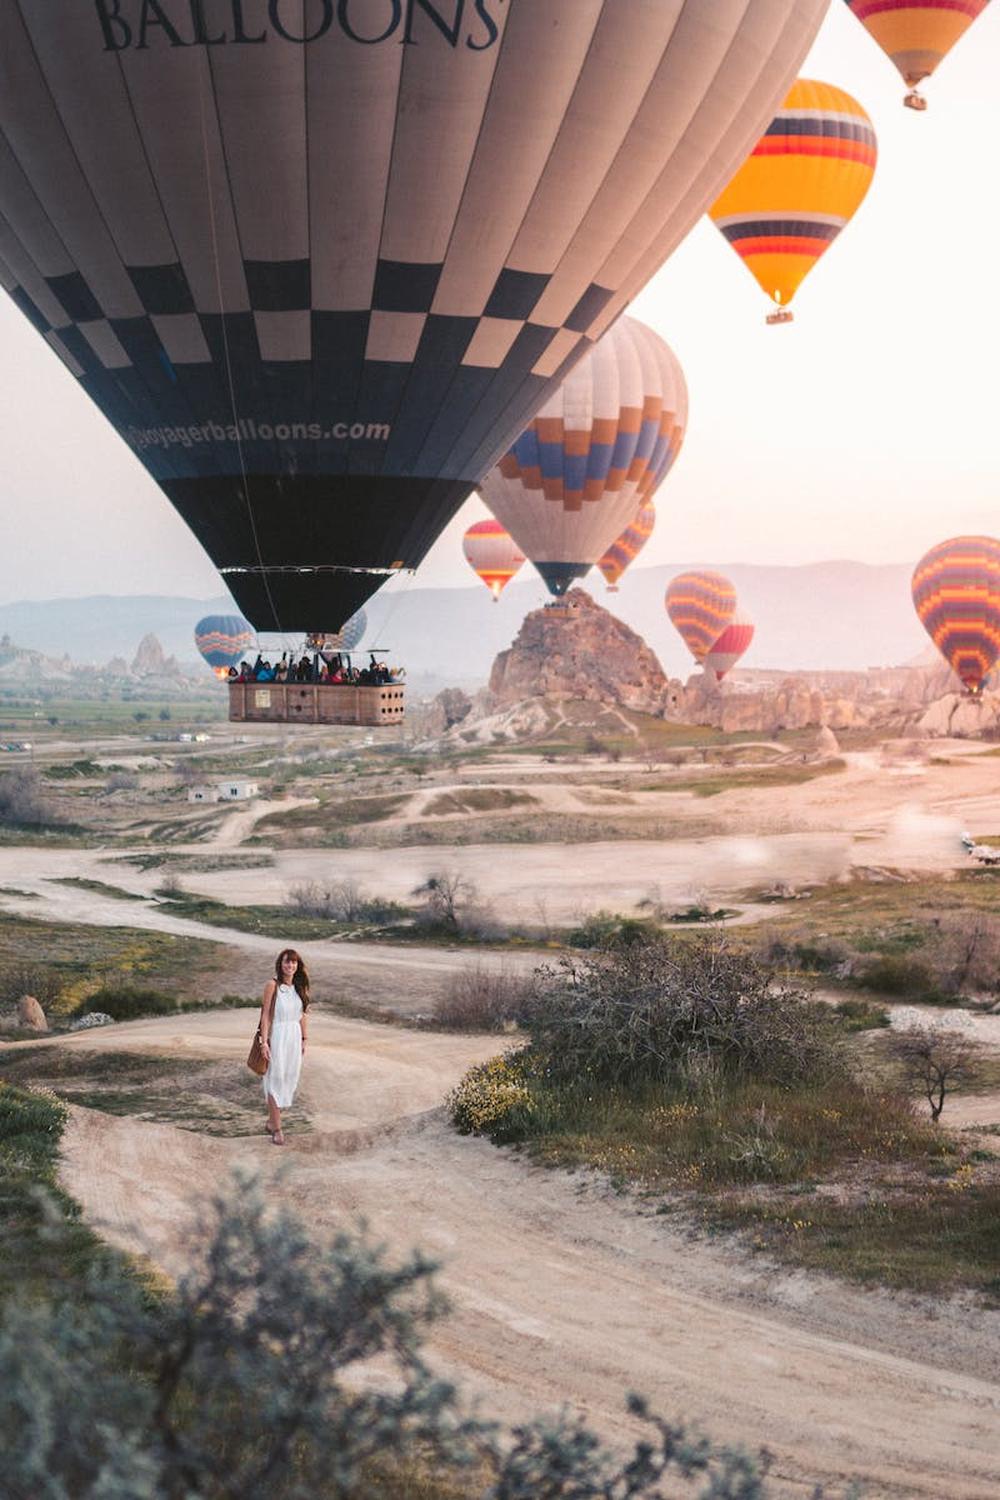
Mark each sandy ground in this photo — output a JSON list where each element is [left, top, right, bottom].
[[16, 1010, 994, 1500]]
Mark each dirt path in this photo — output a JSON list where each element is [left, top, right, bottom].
[[42, 1011, 1000, 1500], [209, 795, 318, 847], [0, 849, 538, 1015]]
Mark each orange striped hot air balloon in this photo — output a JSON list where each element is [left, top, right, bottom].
[[912, 537, 1000, 696], [704, 609, 756, 682], [598, 501, 657, 592], [843, 0, 990, 110], [709, 80, 877, 323], [462, 519, 526, 603], [665, 572, 738, 664]]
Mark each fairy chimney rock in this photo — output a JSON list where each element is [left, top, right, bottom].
[[489, 589, 671, 715]]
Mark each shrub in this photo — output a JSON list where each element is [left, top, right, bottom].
[[411, 870, 505, 941], [0, 770, 58, 829], [568, 910, 657, 948], [286, 879, 406, 925], [857, 954, 939, 1000], [105, 770, 139, 792], [928, 912, 1000, 998], [833, 997, 891, 1032], [0, 1176, 858, 1499], [155, 872, 186, 899], [0, 964, 64, 1015], [522, 935, 843, 1093], [71, 987, 177, 1022], [432, 964, 534, 1031], [447, 1053, 534, 1139]]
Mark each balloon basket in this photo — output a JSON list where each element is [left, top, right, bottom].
[[904, 90, 927, 112], [766, 308, 794, 325]]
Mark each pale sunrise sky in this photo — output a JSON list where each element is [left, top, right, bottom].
[[0, 1, 996, 604]]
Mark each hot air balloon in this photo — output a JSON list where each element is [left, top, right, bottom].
[[912, 537, 1000, 696], [598, 502, 657, 592], [0, 2, 826, 632], [305, 608, 367, 654], [463, 520, 526, 603], [480, 318, 687, 596], [709, 80, 877, 323], [704, 609, 756, 682], [194, 614, 254, 678], [843, 0, 990, 110], [666, 572, 738, 664]]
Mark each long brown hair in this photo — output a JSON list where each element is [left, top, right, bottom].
[[275, 948, 310, 1009]]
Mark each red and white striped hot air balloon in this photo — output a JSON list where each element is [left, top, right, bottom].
[[704, 609, 756, 682], [462, 519, 526, 603]]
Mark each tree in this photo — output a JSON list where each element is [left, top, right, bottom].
[[412, 869, 477, 934], [889, 1026, 979, 1122]]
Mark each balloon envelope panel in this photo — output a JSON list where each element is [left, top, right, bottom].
[[481, 317, 686, 596], [912, 536, 1000, 694], [0, 0, 825, 629], [710, 80, 877, 312], [666, 571, 738, 663], [844, 0, 989, 89], [194, 613, 254, 673]]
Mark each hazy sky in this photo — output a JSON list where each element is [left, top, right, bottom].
[[0, 1, 996, 605]]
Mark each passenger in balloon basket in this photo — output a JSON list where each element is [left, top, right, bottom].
[[257, 949, 310, 1148]]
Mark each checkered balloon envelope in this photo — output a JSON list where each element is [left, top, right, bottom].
[[2, 0, 824, 633]]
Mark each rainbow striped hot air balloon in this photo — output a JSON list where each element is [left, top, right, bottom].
[[598, 502, 657, 592], [843, 0, 990, 109], [480, 317, 687, 597], [704, 609, 756, 682], [195, 615, 254, 679], [912, 537, 1000, 697], [463, 519, 526, 602], [709, 80, 877, 323], [665, 572, 738, 664]]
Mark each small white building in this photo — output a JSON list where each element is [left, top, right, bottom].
[[187, 780, 258, 803], [188, 785, 219, 803], [218, 780, 259, 801]]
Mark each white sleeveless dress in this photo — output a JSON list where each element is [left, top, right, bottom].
[[262, 983, 303, 1108]]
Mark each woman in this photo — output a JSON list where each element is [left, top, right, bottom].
[[259, 948, 309, 1145]]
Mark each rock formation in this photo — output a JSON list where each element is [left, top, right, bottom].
[[17, 994, 47, 1031], [489, 589, 674, 716], [130, 633, 183, 680]]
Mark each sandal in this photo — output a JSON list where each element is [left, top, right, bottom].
[[271, 1129, 285, 1146]]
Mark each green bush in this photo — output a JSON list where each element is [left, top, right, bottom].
[[568, 910, 657, 948], [72, 986, 177, 1022], [523, 935, 843, 1093], [857, 954, 940, 1000], [834, 997, 891, 1032]]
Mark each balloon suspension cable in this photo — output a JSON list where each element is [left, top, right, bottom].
[[903, 89, 927, 112]]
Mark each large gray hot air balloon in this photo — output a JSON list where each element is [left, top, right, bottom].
[[0, 0, 825, 631], [480, 315, 687, 595]]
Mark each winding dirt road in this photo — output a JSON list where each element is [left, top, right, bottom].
[[31, 1011, 1000, 1500]]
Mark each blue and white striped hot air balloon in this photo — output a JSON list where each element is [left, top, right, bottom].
[[195, 615, 254, 679]]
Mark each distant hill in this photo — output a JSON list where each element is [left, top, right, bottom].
[[0, 560, 926, 685]]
